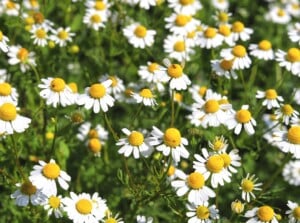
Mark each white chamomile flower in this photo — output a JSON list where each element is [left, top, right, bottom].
[[85, 0, 111, 17], [245, 205, 278, 223], [44, 194, 64, 218], [0, 30, 9, 52], [116, 128, 153, 158], [231, 21, 253, 42], [265, 6, 291, 24], [50, 27, 75, 47], [132, 88, 157, 106], [211, 0, 229, 11], [218, 24, 235, 46], [77, 80, 115, 113], [211, 58, 238, 79], [102, 212, 124, 223], [288, 23, 300, 45], [83, 10, 107, 30], [282, 160, 300, 186], [275, 47, 300, 77], [167, 0, 202, 15], [165, 13, 200, 35], [39, 77, 75, 107], [275, 103, 299, 125], [286, 200, 300, 223], [30, 25, 49, 47], [123, 23, 156, 49], [186, 201, 219, 223], [239, 173, 262, 202], [286, 2, 300, 18], [136, 215, 153, 223], [197, 26, 223, 49], [221, 44, 252, 70], [2, 0, 20, 16], [76, 121, 108, 142], [29, 159, 71, 197], [100, 75, 126, 100], [249, 40, 274, 60], [7, 45, 36, 73], [23, 0, 40, 10], [0, 82, 18, 105], [256, 89, 283, 109]]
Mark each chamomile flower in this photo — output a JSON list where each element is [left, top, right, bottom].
[[0, 103, 31, 135], [136, 215, 153, 223], [30, 11, 55, 30], [197, 26, 223, 49], [211, 58, 237, 79], [132, 88, 157, 106], [87, 138, 103, 157], [249, 40, 275, 60], [211, 0, 229, 11], [165, 13, 200, 35], [148, 126, 189, 163], [30, 25, 49, 47], [218, 149, 241, 174], [221, 44, 252, 70], [167, 0, 202, 15], [85, 0, 111, 17], [275, 103, 299, 125], [245, 205, 278, 223], [29, 159, 71, 196], [102, 212, 124, 223], [275, 47, 300, 77], [116, 128, 153, 158], [0, 82, 18, 105], [218, 24, 235, 46], [231, 200, 245, 214], [239, 173, 262, 202], [288, 23, 300, 45], [265, 6, 291, 24], [83, 10, 107, 30], [44, 194, 64, 218], [123, 23, 156, 49], [193, 148, 231, 188], [22, 0, 40, 10], [171, 170, 216, 204], [286, 200, 300, 223], [7, 45, 36, 73], [231, 21, 253, 42], [39, 77, 75, 107], [186, 201, 219, 223], [2, 0, 20, 16], [0, 30, 9, 52], [189, 85, 207, 102], [76, 122, 109, 142], [50, 27, 75, 47], [282, 160, 300, 186], [286, 2, 300, 18], [11, 180, 47, 206], [256, 89, 284, 109], [77, 80, 115, 113], [208, 135, 228, 152], [214, 10, 232, 25], [62, 192, 108, 223], [100, 75, 125, 100], [227, 105, 256, 135]]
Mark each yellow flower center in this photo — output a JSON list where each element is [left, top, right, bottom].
[[198, 86, 207, 96], [139, 88, 153, 98], [232, 21, 245, 33], [196, 206, 210, 219], [204, 27, 217, 38], [0, 103, 17, 121], [204, 99, 220, 113], [232, 45, 247, 57], [286, 48, 300, 62], [88, 129, 98, 138], [90, 14, 101, 23], [109, 76, 118, 87], [42, 163, 61, 179], [125, 88, 133, 98], [167, 64, 183, 78], [277, 8, 285, 17], [179, 0, 194, 5], [148, 63, 159, 73], [187, 172, 205, 189], [49, 195, 61, 209], [231, 200, 244, 214], [58, 30, 68, 40], [50, 78, 66, 92], [218, 24, 231, 36], [29, 0, 39, 7], [68, 82, 78, 93], [174, 40, 185, 52], [17, 48, 29, 62], [88, 138, 102, 153], [134, 25, 147, 38], [287, 126, 300, 144], [187, 30, 196, 38], [258, 40, 272, 51], [0, 31, 3, 41], [6, 1, 16, 9], [76, 199, 93, 215], [95, 1, 106, 10], [212, 139, 224, 151], [219, 98, 229, 105], [257, 206, 274, 222], [206, 155, 224, 173], [163, 128, 181, 147], [220, 153, 231, 167], [293, 207, 300, 220], [89, 83, 106, 99], [20, 181, 37, 195], [265, 89, 277, 99], [241, 179, 254, 192], [174, 92, 183, 102], [105, 218, 117, 223], [236, 109, 252, 123], [167, 165, 176, 176], [292, 3, 300, 9], [25, 17, 34, 25], [33, 12, 45, 24], [0, 82, 12, 96], [218, 12, 229, 22], [35, 28, 46, 39], [128, 131, 144, 146], [220, 59, 233, 70], [175, 14, 191, 26], [282, 104, 294, 116]]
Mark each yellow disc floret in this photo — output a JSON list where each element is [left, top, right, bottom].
[[204, 27, 217, 38], [174, 41, 186, 52], [128, 131, 144, 146], [258, 40, 272, 51], [206, 155, 224, 173], [134, 25, 147, 38], [20, 181, 37, 195], [58, 30, 68, 40], [232, 45, 246, 57], [175, 14, 191, 26], [95, 1, 106, 10], [35, 28, 46, 39], [139, 89, 153, 98], [148, 63, 159, 73], [179, 0, 194, 5], [196, 206, 210, 219], [265, 89, 277, 99], [0, 103, 17, 121], [0, 82, 12, 96], [90, 14, 101, 23], [218, 24, 231, 36], [293, 207, 300, 220], [286, 48, 300, 62], [236, 109, 252, 123], [17, 48, 29, 62], [220, 59, 233, 70], [50, 78, 66, 92], [89, 83, 106, 99], [241, 179, 254, 192], [220, 153, 231, 167], [204, 99, 220, 113], [42, 163, 61, 179], [282, 104, 294, 116], [167, 64, 183, 78], [232, 21, 245, 33], [88, 138, 102, 153], [49, 195, 61, 208], [76, 199, 92, 215], [287, 126, 300, 144], [187, 172, 205, 189], [257, 206, 274, 222], [163, 128, 181, 147]]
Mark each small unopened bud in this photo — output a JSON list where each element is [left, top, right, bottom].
[[231, 200, 244, 214]]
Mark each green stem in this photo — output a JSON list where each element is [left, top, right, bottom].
[[132, 103, 143, 124], [28, 62, 41, 83], [103, 112, 119, 141], [10, 135, 25, 180], [171, 90, 175, 127], [48, 116, 58, 160]]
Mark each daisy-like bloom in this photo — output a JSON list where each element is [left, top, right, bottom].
[[136, 215, 153, 223], [226, 104, 256, 135], [249, 40, 274, 60], [221, 44, 252, 70], [30, 25, 49, 47], [0, 102, 31, 135], [288, 23, 300, 45], [11, 180, 47, 206], [286, 2, 300, 18], [218, 149, 241, 175], [171, 170, 215, 204], [29, 159, 71, 197], [231, 199, 245, 214], [211, 0, 229, 11], [85, 0, 111, 17], [0, 30, 9, 52], [245, 205, 278, 223], [208, 135, 228, 152], [167, 0, 202, 15], [102, 211, 124, 223], [197, 26, 223, 49], [256, 89, 284, 109], [7, 45, 36, 73], [231, 21, 253, 42], [275, 103, 299, 125], [76, 121, 108, 142], [273, 125, 300, 158], [164, 34, 194, 62], [265, 6, 291, 24], [117, 128, 153, 158], [211, 58, 237, 79], [282, 160, 300, 186], [44, 194, 64, 218], [218, 24, 235, 46], [62, 192, 108, 223], [166, 163, 180, 181], [162, 59, 191, 90], [0, 82, 18, 105], [77, 80, 115, 113], [286, 200, 300, 223], [31, 11, 55, 31], [213, 10, 232, 25], [2, 0, 20, 16], [100, 75, 125, 100], [186, 201, 219, 223], [239, 173, 262, 202], [50, 27, 75, 47], [193, 148, 231, 188], [123, 23, 156, 49], [165, 13, 200, 35], [148, 126, 189, 163], [132, 88, 157, 106], [275, 47, 300, 77], [83, 10, 107, 31], [88, 137, 103, 157], [189, 85, 207, 102], [22, 0, 40, 10], [39, 77, 74, 107]]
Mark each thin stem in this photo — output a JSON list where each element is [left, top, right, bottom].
[[132, 103, 143, 124], [48, 116, 58, 160], [28, 62, 40, 83], [10, 135, 25, 180], [103, 112, 119, 141], [171, 90, 175, 127]]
